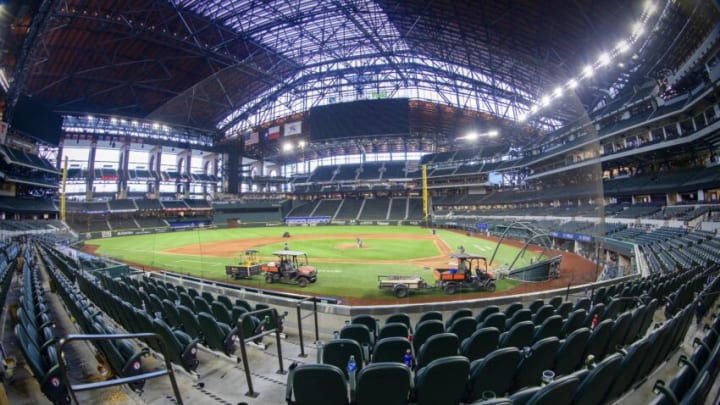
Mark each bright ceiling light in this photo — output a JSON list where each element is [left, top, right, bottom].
[[530, 105, 539, 113], [487, 130, 499, 137], [541, 96, 551, 107], [567, 79, 578, 89], [632, 21, 644, 37], [616, 40, 629, 53], [282, 142, 293, 152], [464, 131, 479, 141], [598, 53, 610, 66], [582, 65, 594, 78], [645, 1, 657, 14], [553, 86, 563, 98], [298, 140, 306, 148], [518, 114, 527, 122]]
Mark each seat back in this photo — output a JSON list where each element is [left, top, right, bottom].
[[193, 296, 212, 315], [504, 302, 523, 318], [475, 305, 500, 324], [548, 296, 563, 309], [467, 347, 522, 401], [340, 324, 373, 359], [417, 332, 458, 370], [322, 338, 363, 378], [571, 353, 623, 405], [197, 312, 234, 355], [352, 315, 378, 339], [532, 305, 556, 325], [555, 302, 573, 319], [605, 311, 632, 355], [416, 311, 442, 329], [562, 309, 587, 337], [480, 312, 507, 332], [355, 363, 411, 405], [414, 356, 469, 405], [603, 338, 650, 402], [211, 301, 233, 325], [378, 322, 409, 340], [447, 316, 477, 342], [461, 327, 500, 361], [554, 327, 590, 376], [584, 319, 613, 361], [574, 297, 591, 312], [179, 292, 194, 310], [385, 312, 412, 331], [161, 299, 182, 329], [506, 309, 532, 330], [533, 315, 562, 343], [512, 337, 560, 391], [372, 337, 411, 364], [216, 295, 233, 310], [289, 363, 348, 405], [499, 321, 534, 349], [529, 299, 545, 314], [445, 308, 473, 329], [413, 319, 444, 353], [525, 375, 580, 405], [178, 305, 202, 339]]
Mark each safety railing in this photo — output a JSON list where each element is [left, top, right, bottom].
[[237, 308, 286, 398], [57, 332, 183, 405], [295, 296, 319, 358]]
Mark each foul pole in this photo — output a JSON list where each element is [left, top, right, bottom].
[[60, 156, 68, 223], [422, 164, 429, 224]]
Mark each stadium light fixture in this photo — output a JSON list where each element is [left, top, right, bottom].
[[541, 96, 551, 107], [462, 130, 498, 140], [582, 65, 594, 78], [298, 140, 306, 149], [282, 142, 293, 152], [598, 52, 610, 67], [616, 40, 629, 53], [567, 79, 578, 89], [553, 86, 563, 98]]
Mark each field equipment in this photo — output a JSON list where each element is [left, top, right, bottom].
[[225, 249, 263, 279], [261, 250, 317, 287], [377, 275, 430, 298], [433, 253, 496, 294]]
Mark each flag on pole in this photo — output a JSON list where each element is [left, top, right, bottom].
[[284, 121, 302, 136], [244, 132, 259, 145], [267, 126, 281, 141]]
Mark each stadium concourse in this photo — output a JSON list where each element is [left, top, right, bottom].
[[1, 0, 720, 404]]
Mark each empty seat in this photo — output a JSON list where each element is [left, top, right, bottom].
[[197, 312, 237, 356], [152, 318, 199, 371], [378, 322, 409, 340], [570, 353, 622, 405], [529, 299, 545, 314], [354, 362, 411, 405], [499, 321, 534, 349], [554, 328, 590, 376], [562, 309, 587, 338], [475, 306, 500, 324], [533, 305, 556, 325], [286, 363, 348, 405], [513, 337, 560, 391], [413, 319, 444, 353], [416, 333, 458, 370], [416, 311, 442, 329], [525, 375, 580, 405], [321, 338, 363, 378], [352, 315, 379, 342], [480, 312, 507, 332], [506, 309, 532, 330], [340, 324, 373, 362], [385, 312, 412, 332], [445, 308, 473, 329], [584, 319, 613, 361], [555, 302, 574, 319], [504, 302, 523, 318], [447, 316, 477, 342], [178, 305, 203, 339], [533, 315, 562, 343], [372, 337, 412, 364], [467, 347, 522, 401], [461, 327, 500, 361], [414, 356, 469, 405]]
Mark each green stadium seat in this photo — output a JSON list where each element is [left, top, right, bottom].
[[197, 312, 237, 356], [414, 356, 469, 405], [416, 332, 458, 370], [525, 375, 580, 405], [447, 316, 477, 342], [378, 322, 409, 340], [512, 337, 560, 391], [561, 309, 587, 338], [467, 347, 522, 401], [178, 305, 203, 339], [570, 353, 623, 405], [460, 327, 500, 361], [354, 362, 411, 405], [445, 308, 473, 329], [321, 338, 363, 378], [385, 312, 412, 332], [553, 327, 590, 376], [286, 363, 348, 405], [479, 312, 506, 332], [372, 337, 411, 364], [499, 321, 534, 349], [412, 319, 444, 353], [533, 315, 562, 343], [475, 306, 500, 324]]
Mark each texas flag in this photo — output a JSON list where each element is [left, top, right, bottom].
[[265, 126, 281, 141]]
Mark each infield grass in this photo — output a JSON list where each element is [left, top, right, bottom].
[[86, 226, 536, 300]]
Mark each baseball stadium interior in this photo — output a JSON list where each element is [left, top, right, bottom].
[[0, 0, 720, 404]]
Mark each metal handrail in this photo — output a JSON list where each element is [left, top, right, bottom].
[[237, 308, 286, 398], [56, 332, 183, 405], [295, 296, 319, 357]]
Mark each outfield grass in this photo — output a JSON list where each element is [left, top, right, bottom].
[[86, 226, 536, 300]]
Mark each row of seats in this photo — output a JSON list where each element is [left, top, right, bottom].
[[14, 247, 70, 405], [36, 242, 149, 391], [0, 245, 16, 316], [650, 273, 720, 404], [126, 275, 285, 353], [286, 271, 709, 405]]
